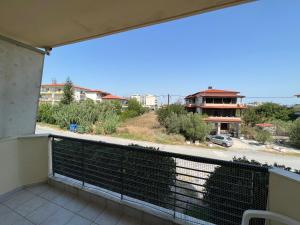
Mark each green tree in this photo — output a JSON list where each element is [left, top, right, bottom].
[[60, 77, 74, 105], [181, 113, 211, 142], [255, 103, 296, 122], [127, 99, 145, 115], [255, 129, 273, 144], [165, 113, 211, 142], [37, 103, 58, 124], [289, 119, 300, 148], [120, 99, 146, 121], [242, 107, 262, 126], [156, 104, 187, 126]]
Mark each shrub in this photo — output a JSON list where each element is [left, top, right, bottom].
[[120, 99, 146, 121], [37, 103, 58, 124], [269, 119, 292, 136], [156, 104, 187, 126], [164, 113, 211, 142], [181, 113, 211, 142], [289, 119, 300, 148], [95, 112, 119, 134], [241, 125, 257, 139], [255, 129, 273, 144], [165, 113, 182, 134]]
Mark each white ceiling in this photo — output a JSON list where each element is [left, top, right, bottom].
[[0, 0, 251, 48]]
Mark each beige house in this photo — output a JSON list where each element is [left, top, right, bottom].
[[40, 82, 109, 104]]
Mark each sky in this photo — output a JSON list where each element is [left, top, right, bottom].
[[42, 0, 300, 105]]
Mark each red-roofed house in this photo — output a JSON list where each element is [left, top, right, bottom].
[[102, 94, 128, 105], [40, 81, 110, 104], [185, 87, 247, 137]]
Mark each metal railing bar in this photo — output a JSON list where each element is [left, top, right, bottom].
[[51, 135, 268, 172]]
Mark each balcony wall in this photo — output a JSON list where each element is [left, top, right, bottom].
[[268, 168, 300, 225], [0, 135, 49, 195]]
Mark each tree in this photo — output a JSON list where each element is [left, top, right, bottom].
[[61, 77, 74, 105], [289, 119, 300, 148], [120, 99, 146, 121], [255, 103, 296, 122], [156, 104, 187, 126], [242, 103, 296, 128], [255, 129, 272, 144], [127, 98, 145, 115], [181, 113, 211, 142], [242, 107, 262, 126], [165, 113, 211, 142]]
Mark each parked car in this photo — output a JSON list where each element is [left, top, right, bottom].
[[206, 135, 233, 147]]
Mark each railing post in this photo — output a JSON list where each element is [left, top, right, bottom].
[[173, 157, 177, 219], [82, 142, 85, 187], [121, 150, 124, 200], [51, 137, 55, 177]]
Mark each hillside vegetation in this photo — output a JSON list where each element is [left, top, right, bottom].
[[115, 112, 186, 144]]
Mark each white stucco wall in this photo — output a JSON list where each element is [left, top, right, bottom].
[[0, 38, 45, 138], [0, 135, 49, 195]]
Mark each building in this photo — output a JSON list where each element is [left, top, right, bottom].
[[40, 82, 110, 104], [102, 94, 128, 105], [131, 94, 158, 110], [185, 87, 247, 137]]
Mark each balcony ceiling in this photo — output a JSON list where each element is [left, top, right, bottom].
[[0, 0, 251, 48]]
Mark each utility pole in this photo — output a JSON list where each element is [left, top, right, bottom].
[[167, 94, 170, 106]]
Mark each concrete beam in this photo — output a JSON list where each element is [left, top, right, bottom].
[[0, 37, 44, 138]]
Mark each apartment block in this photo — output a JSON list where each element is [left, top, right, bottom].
[[40, 82, 110, 104], [131, 94, 158, 110]]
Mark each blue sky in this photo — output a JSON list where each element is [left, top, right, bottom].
[[43, 0, 300, 105]]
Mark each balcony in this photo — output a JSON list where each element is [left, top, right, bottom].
[[0, 135, 299, 225], [186, 103, 247, 109]]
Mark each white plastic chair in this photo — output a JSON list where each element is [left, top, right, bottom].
[[241, 210, 300, 225]]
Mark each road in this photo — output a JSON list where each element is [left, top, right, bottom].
[[36, 125, 300, 170]]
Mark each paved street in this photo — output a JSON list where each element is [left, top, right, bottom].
[[36, 125, 300, 170]]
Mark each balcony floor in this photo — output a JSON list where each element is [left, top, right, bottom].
[[0, 183, 142, 225]]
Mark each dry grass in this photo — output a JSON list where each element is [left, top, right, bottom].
[[114, 112, 186, 144]]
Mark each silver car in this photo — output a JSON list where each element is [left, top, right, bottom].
[[207, 135, 233, 147]]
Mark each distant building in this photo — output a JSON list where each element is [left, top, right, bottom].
[[185, 87, 247, 137], [40, 82, 109, 105], [246, 102, 263, 107], [130, 94, 158, 110], [102, 94, 128, 106]]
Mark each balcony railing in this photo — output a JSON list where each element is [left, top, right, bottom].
[[50, 135, 269, 225]]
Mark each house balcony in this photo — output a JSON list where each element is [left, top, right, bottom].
[[204, 116, 242, 123], [186, 103, 247, 109], [0, 135, 299, 225]]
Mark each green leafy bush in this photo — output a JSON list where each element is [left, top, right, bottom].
[[156, 104, 187, 126], [243, 103, 296, 126], [289, 119, 300, 148], [37, 103, 58, 124], [241, 125, 257, 139], [255, 129, 273, 144], [95, 111, 119, 134], [268, 119, 292, 136], [181, 113, 211, 141], [120, 99, 146, 121], [165, 112, 211, 142]]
